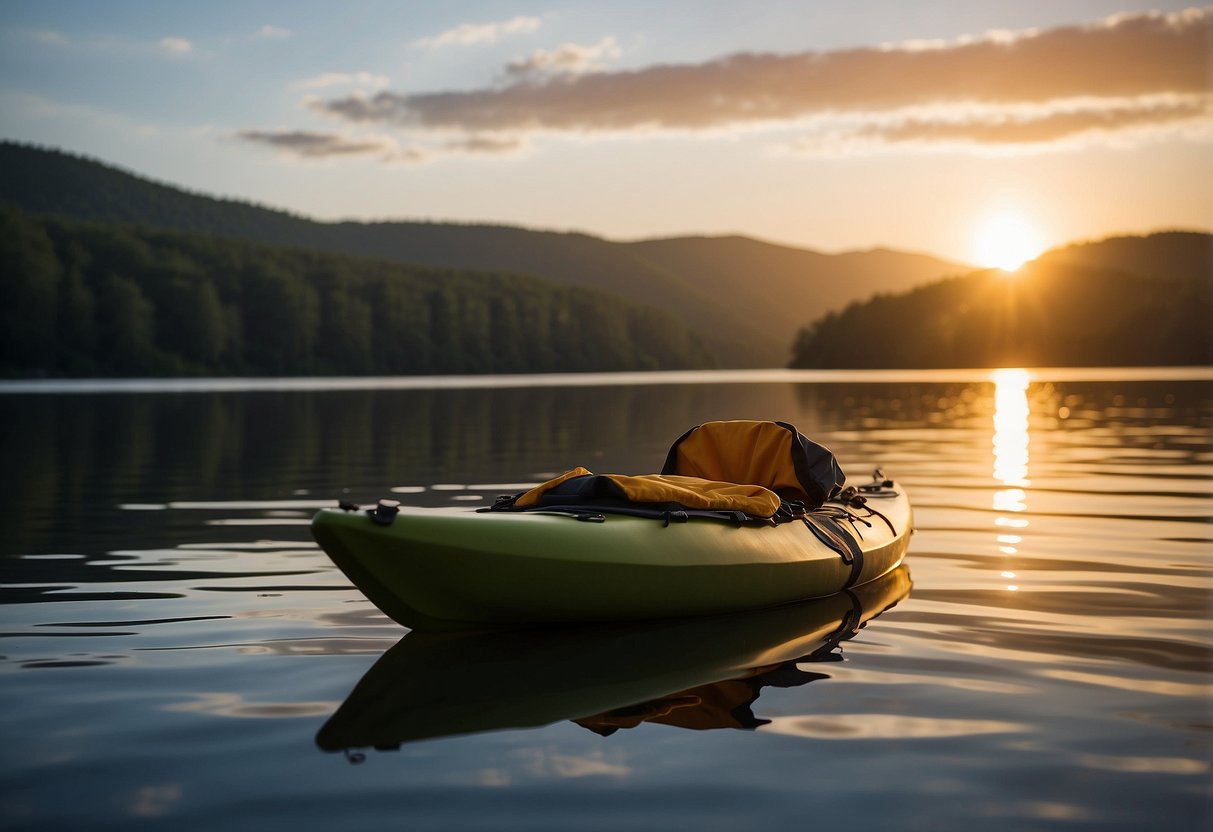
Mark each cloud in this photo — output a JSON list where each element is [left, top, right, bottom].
[[129, 785, 182, 819], [503, 36, 622, 82], [442, 135, 524, 154], [295, 71, 390, 91], [785, 94, 1213, 156], [257, 25, 292, 40], [310, 9, 1212, 154], [519, 748, 631, 779], [25, 29, 69, 47], [2, 89, 162, 138], [413, 15, 541, 50], [158, 36, 193, 55], [232, 128, 509, 164], [165, 692, 338, 718], [235, 129, 399, 159], [858, 95, 1213, 146]]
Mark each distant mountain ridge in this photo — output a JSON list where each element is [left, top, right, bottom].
[[0, 141, 967, 366]]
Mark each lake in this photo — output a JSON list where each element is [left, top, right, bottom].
[[1, 368, 1210, 831]]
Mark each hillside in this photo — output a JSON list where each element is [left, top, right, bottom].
[[1033, 232, 1212, 285], [629, 235, 968, 359], [0, 205, 712, 377], [0, 141, 966, 366], [789, 233, 1213, 368]]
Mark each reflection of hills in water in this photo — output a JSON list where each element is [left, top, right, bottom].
[[8, 377, 1208, 551], [316, 566, 911, 754], [7, 375, 1205, 566]]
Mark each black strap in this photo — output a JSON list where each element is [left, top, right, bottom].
[[802, 513, 864, 588], [833, 486, 897, 535], [806, 588, 864, 661], [502, 502, 763, 526]]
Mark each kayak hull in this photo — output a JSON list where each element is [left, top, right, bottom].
[[311, 485, 911, 631]]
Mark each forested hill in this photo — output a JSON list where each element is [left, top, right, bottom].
[[789, 232, 1213, 369], [0, 141, 965, 366], [0, 205, 712, 377]]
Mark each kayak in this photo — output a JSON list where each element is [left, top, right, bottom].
[[316, 564, 912, 751], [310, 475, 911, 631]]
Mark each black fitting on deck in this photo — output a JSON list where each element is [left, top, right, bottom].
[[369, 499, 400, 526]]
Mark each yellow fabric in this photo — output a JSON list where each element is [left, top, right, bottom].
[[604, 473, 780, 516], [574, 666, 776, 733], [513, 467, 781, 517], [667, 420, 807, 500], [514, 467, 593, 507]]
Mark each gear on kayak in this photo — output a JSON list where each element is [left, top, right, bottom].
[[311, 420, 912, 631]]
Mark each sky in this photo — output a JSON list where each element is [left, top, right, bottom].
[[1, 1, 1210, 265]]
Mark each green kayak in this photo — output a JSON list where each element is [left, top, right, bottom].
[[313, 420, 912, 631], [310, 478, 911, 631]]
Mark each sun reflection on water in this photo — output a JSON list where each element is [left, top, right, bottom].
[[991, 369, 1031, 590], [992, 368, 1031, 489], [992, 488, 1027, 513]]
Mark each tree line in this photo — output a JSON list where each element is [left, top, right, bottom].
[[790, 239, 1211, 369], [0, 205, 712, 377]]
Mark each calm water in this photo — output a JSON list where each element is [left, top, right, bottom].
[[1, 369, 1210, 831]]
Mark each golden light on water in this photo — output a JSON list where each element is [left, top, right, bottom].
[[993, 487, 1027, 512], [974, 211, 1044, 272], [991, 368, 1032, 591], [992, 368, 1031, 488]]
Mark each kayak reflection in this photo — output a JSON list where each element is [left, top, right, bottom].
[[316, 565, 911, 754]]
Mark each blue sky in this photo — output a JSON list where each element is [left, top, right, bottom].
[[1, 1, 1210, 263]]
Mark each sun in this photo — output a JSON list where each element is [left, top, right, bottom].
[[973, 211, 1044, 273]]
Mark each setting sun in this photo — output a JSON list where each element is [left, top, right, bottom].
[[974, 211, 1044, 272]]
